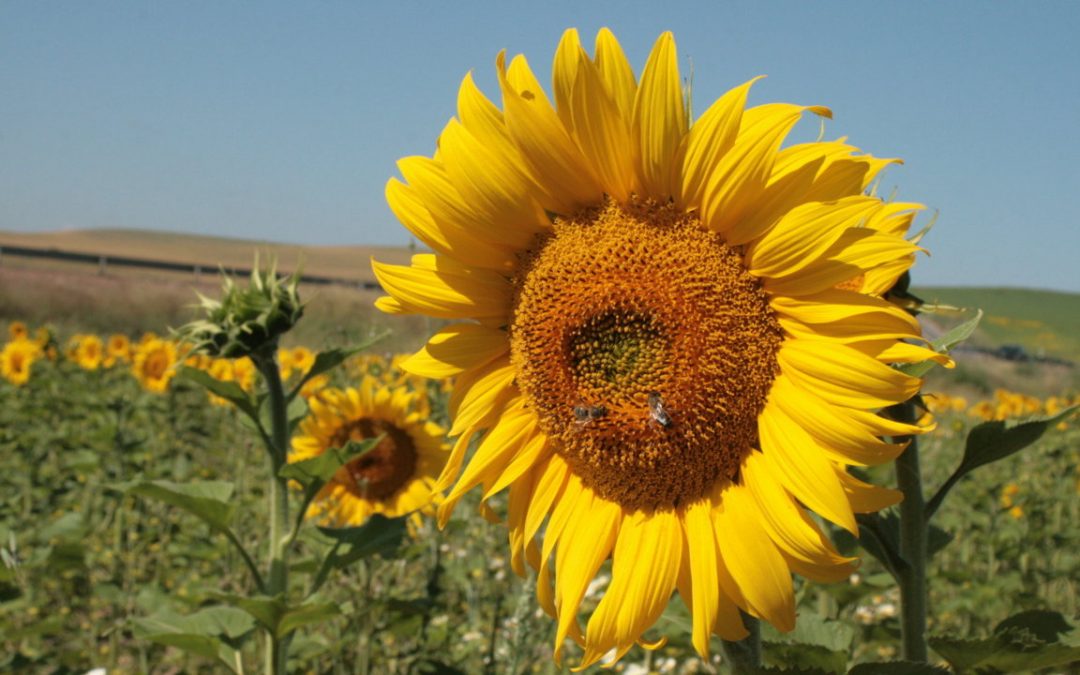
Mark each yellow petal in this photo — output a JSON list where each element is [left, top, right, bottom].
[[385, 177, 515, 271], [769, 375, 906, 466], [525, 454, 571, 548], [770, 288, 920, 334], [552, 28, 583, 132], [498, 51, 603, 213], [758, 400, 857, 533], [580, 509, 683, 669], [569, 48, 637, 201], [553, 490, 621, 660], [678, 77, 762, 209], [445, 402, 535, 504], [485, 432, 551, 498], [593, 28, 637, 124], [632, 32, 687, 199], [765, 230, 920, 297], [747, 196, 881, 279], [742, 451, 856, 582], [371, 254, 512, 320], [778, 339, 921, 409], [682, 498, 722, 658], [836, 466, 903, 512], [713, 485, 795, 631], [854, 340, 954, 368], [438, 119, 550, 247], [402, 324, 508, 378], [704, 104, 828, 241], [448, 358, 518, 436]]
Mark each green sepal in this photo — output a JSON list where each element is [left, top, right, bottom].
[[899, 309, 982, 378]]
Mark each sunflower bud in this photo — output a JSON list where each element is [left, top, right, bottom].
[[178, 259, 304, 359]]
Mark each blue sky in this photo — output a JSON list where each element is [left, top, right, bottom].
[[2, 2, 1078, 291]]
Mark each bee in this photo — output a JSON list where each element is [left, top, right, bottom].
[[647, 391, 673, 428], [573, 404, 607, 426]]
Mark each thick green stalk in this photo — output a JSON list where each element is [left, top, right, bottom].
[[256, 351, 290, 675], [721, 614, 761, 673], [892, 400, 928, 662]]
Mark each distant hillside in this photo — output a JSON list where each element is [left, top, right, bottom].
[[0, 228, 413, 282], [914, 286, 1080, 361]]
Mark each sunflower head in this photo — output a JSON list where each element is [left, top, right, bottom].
[[1, 339, 42, 386], [132, 337, 179, 394], [7, 321, 28, 342], [179, 261, 304, 359], [290, 376, 449, 526], [373, 27, 942, 667]]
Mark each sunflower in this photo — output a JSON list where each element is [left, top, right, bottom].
[[132, 337, 179, 393], [72, 334, 105, 371], [372, 28, 948, 666], [289, 376, 449, 526], [104, 333, 133, 367], [8, 320, 29, 342], [1, 338, 41, 386]]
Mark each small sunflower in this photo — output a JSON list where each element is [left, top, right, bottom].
[[8, 320, 29, 342], [72, 334, 105, 371], [132, 337, 179, 393], [290, 376, 449, 526], [1, 339, 41, 386], [373, 28, 948, 666], [104, 334, 133, 367]]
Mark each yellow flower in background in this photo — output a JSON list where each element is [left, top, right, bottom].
[[104, 334, 133, 367], [299, 373, 330, 400], [1, 339, 41, 386], [8, 321, 29, 342], [291, 346, 315, 376], [132, 338, 178, 393], [372, 28, 945, 666], [290, 377, 449, 526], [278, 346, 296, 380], [72, 334, 105, 371], [1000, 483, 1020, 509], [232, 356, 257, 392], [1008, 505, 1024, 520]]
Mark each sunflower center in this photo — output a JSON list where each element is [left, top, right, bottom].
[[330, 418, 417, 501], [509, 198, 783, 512], [145, 352, 168, 379]]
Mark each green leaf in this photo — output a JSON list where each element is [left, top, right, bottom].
[[277, 601, 340, 637], [762, 613, 854, 674], [309, 515, 407, 593], [926, 406, 1078, 519], [279, 437, 381, 488], [847, 663, 950, 675], [899, 309, 982, 377], [995, 609, 1073, 643], [930, 610, 1080, 673], [132, 607, 252, 672], [118, 479, 237, 532], [208, 593, 287, 634], [206, 593, 339, 638], [179, 366, 257, 418]]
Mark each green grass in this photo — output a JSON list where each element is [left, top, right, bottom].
[[914, 287, 1080, 361]]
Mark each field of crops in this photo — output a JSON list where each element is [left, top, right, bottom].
[[2, 308, 1078, 673]]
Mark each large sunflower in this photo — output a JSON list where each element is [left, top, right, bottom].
[[372, 28, 947, 667], [289, 376, 450, 526]]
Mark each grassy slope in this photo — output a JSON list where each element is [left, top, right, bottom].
[[914, 286, 1080, 361]]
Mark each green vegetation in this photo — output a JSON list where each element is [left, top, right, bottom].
[[915, 287, 1080, 362]]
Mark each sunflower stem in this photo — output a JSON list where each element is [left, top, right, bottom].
[[255, 348, 291, 675], [891, 399, 928, 662], [721, 614, 760, 673]]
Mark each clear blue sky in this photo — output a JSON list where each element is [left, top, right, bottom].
[[2, 2, 1078, 292]]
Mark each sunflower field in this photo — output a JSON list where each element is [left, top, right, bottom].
[[4, 26, 1080, 675], [2, 309, 1078, 673]]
